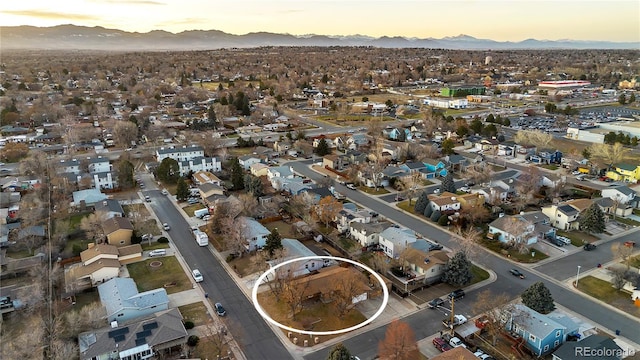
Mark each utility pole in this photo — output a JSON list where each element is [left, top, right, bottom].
[[450, 297, 455, 336]]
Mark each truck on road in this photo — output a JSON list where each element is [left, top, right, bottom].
[[192, 228, 209, 246], [443, 314, 468, 328]]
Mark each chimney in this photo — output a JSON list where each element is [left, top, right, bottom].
[[87, 243, 95, 249], [110, 320, 118, 328]]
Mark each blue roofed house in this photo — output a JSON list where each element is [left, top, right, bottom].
[[421, 159, 448, 178], [98, 278, 169, 323], [504, 304, 567, 357], [399, 161, 426, 175], [72, 189, 108, 208], [239, 217, 270, 251]]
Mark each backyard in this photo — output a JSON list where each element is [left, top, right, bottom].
[[127, 256, 192, 294]]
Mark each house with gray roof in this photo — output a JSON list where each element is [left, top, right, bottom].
[[267, 238, 326, 278], [504, 304, 567, 357], [488, 212, 554, 246], [267, 165, 296, 190], [72, 189, 107, 208], [542, 203, 581, 230], [552, 334, 622, 360], [277, 177, 314, 195], [378, 226, 418, 259], [178, 156, 221, 176], [601, 185, 638, 209], [78, 308, 187, 360], [155, 145, 204, 162], [239, 217, 270, 251], [98, 277, 169, 323], [350, 221, 393, 247], [94, 199, 125, 219], [239, 155, 262, 170]]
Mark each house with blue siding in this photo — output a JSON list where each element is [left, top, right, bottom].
[[504, 304, 567, 357], [529, 149, 562, 165], [421, 159, 448, 178], [98, 278, 169, 323], [399, 161, 426, 174], [384, 127, 412, 141]]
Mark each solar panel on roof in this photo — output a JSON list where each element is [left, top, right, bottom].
[[108, 328, 129, 338], [136, 330, 151, 339], [113, 334, 126, 343], [135, 338, 147, 346], [142, 322, 158, 331]]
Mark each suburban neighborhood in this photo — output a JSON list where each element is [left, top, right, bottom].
[[1, 44, 639, 360]]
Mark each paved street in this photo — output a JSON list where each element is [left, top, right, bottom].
[[143, 187, 293, 360]]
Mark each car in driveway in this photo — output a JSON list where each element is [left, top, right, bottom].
[[432, 337, 452, 352], [214, 302, 226, 316], [556, 236, 571, 245], [428, 297, 445, 309], [584, 243, 597, 251], [149, 249, 167, 257], [447, 289, 465, 300], [509, 269, 525, 279]]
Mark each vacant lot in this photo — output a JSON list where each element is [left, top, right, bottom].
[[127, 256, 192, 294]]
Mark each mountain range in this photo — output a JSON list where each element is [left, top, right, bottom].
[[1, 25, 637, 51]]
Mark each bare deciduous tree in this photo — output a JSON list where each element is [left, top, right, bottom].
[[472, 290, 514, 346]]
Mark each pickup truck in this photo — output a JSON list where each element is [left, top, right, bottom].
[[443, 314, 467, 328], [441, 333, 467, 349]]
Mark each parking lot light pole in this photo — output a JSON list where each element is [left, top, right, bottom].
[[576, 265, 581, 288]]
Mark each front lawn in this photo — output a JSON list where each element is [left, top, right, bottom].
[[358, 186, 390, 195], [263, 220, 297, 239], [182, 203, 205, 217], [540, 164, 558, 171], [127, 256, 192, 294], [141, 242, 170, 251], [481, 239, 548, 263], [179, 302, 210, 326], [577, 276, 631, 303], [626, 255, 640, 269], [557, 230, 598, 247], [470, 265, 490, 285], [614, 217, 640, 227]]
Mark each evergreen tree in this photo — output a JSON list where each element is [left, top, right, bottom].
[[116, 159, 135, 189], [207, 106, 217, 128], [315, 138, 331, 156], [618, 94, 626, 105], [521, 281, 556, 314], [423, 203, 433, 218], [264, 228, 283, 257], [440, 171, 456, 193], [441, 251, 473, 287], [579, 203, 606, 234], [441, 138, 455, 155], [155, 158, 179, 184], [413, 191, 429, 214], [629, 93, 636, 104], [230, 158, 244, 190], [326, 343, 351, 360], [430, 210, 441, 222], [244, 174, 264, 198], [176, 177, 189, 201]]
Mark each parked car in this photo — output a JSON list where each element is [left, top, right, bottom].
[[163, 223, 171, 231], [214, 302, 226, 316], [448, 336, 466, 349], [432, 337, 452, 352], [584, 243, 597, 251], [202, 215, 211, 221], [161, 189, 169, 195], [192, 269, 203, 282], [443, 314, 467, 328], [346, 183, 357, 190], [148, 249, 167, 257], [509, 269, 525, 279], [428, 298, 445, 309], [556, 236, 572, 245], [145, 195, 151, 202], [448, 289, 465, 300], [188, 198, 199, 204]]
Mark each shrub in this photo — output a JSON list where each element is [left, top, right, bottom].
[[226, 253, 237, 262], [438, 214, 449, 226], [430, 210, 441, 222], [157, 237, 169, 244], [72, 244, 83, 257], [423, 205, 433, 218], [183, 320, 195, 330], [187, 335, 199, 347]]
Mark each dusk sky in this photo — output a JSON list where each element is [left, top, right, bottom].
[[1, 0, 638, 42]]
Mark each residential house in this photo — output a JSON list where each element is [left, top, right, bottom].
[[400, 248, 449, 286], [267, 165, 296, 190], [192, 171, 222, 186], [94, 199, 125, 219], [422, 159, 448, 178], [344, 150, 368, 165], [350, 221, 393, 247], [323, 154, 345, 171], [542, 203, 581, 230], [333, 136, 347, 150], [312, 136, 335, 149], [103, 217, 134, 246], [58, 158, 81, 174], [504, 304, 567, 357], [273, 140, 293, 154], [514, 144, 537, 160], [602, 185, 638, 209], [456, 192, 485, 209], [488, 214, 533, 243], [346, 134, 368, 150], [530, 149, 563, 165], [497, 143, 514, 156], [384, 127, 412, 141], [98, 277, 169, 323], [240, 217, 270, 251], [72, 189, 108, 208], [606, 163, 640, 184], [378, 227, 418, 259], [552, 334, 623, 360], [428, 192, 461, 213], [283, 265, 373, 305], [156, 145, 204, 162], [303, 187, 334, 204], [68, 244, 142, 290], [475, 139, 500, 153], [335, 206, 373, 233], [78, 308, 187, 360], [430, 347, 478, 360], [277, 177, 314, 195], [249, 163, 270, 177], [238, 155, 262, 170], [267, 238, 326, 278], [399, 161, 426, 175], [541, 173, 566, 188], [177, 156, 221, 176], [444, 154, 469, 172]]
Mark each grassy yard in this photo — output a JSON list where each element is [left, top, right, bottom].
[[577, 276, 631, 303], [540, 164, 558, 171], [179, 302, 211, 326], [614, 217, 640, 227], [470, 265, 490, 285], [63, 237, 94, 257], [5, 248, 36, 258], [68, 212, 91, 230], [358, 186, 390, 195], [74, 290, 100, 308], [141, 242, 170, 251], [127, 256, 192, 294], [263, 220, 297, 239], [481, 239, 548, 263], [557, 230, 598, 247], [182, 203, 205, 217]]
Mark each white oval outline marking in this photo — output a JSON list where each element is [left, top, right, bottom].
[[251, 255, 389, 336]]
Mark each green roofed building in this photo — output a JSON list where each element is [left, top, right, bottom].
[[440, 86, 486, 97]]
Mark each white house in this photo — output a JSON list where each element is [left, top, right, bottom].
[[488, 214, 537, 245], [335, 206, 372, 233], [601, 185, 637, 206], [349, 221, 393, 247], [240, 217, 270, 251], [267, 239, 327, 278], [378, 227, 418, 259], [87, 156, 112, 174], [178, 157, 221, 176], [57, 158, 81, 174], [238, 155, 262, 170], [542, 203, 581, 230], [429, 193, 462, 212], [156, 145, 205, 162]]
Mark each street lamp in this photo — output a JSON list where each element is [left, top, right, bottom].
[[576, 265, 581, 288]]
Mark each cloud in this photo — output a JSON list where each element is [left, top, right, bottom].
[[89, 0, 166, 5], [1, 9, 98, 21]]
